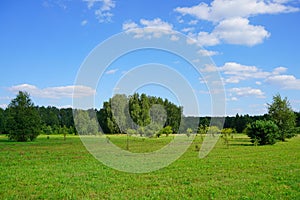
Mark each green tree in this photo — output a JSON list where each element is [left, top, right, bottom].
[[6, 91, 41, 141], [111, 94, 130, 133], [221, 128, 234, 147], [74, 110, 99, 135], [268, 94, 296, 141], [0, 108, 5, 134], [246, 120, 279, 145]]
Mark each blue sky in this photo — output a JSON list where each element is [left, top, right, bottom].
[[0, 0, 300, 116]]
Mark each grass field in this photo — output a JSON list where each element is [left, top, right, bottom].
[[0, 134, 299, 199]]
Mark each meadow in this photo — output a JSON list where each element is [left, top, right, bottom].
[[0, 134, 299, 199]]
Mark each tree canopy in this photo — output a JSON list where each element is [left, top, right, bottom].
[[268, 94, 296, 141], [97, 93, 182, 134], [6, 91, 41, 141], [1, 92, 299, 139]]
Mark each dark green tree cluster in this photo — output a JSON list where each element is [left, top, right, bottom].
[[0, 92, 77, 141], [246, 120, 279, 145], [246, 94, 297, 145], [38, 106, 76, 135], [1, 92, 299, 143], [5, 91, 41, 141], [179, 115, 264, 134], [97, 93, 182, 134]]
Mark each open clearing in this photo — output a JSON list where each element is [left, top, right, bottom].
[[0, 134, 299, 199]]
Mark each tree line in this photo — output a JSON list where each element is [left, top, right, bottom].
[[0, 91, 299, 143]]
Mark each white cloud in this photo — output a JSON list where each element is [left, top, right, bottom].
[[122, 21, 138, 30], [266, 75, 300, 89], [214, 62, 300, 91], [83, 0, 115, 23], [229, 87, 265, 98], [189, 17, 270, 46], [198, 49, 220, 56], [189, 31, 220, 46], [122, 18, 178, 39], [174, 0, 299, 22], [8, 84, 96, 99], [231, 97, 238, 101], [272, 66, 288, 74], [181, 27, 195, 33], [188, 20, 198, 25], [170, 35, 180, 41], [84, 0, 100, 9], [199, 61, 297, 89], [81, 20, 88, 26], [213, 17, 270, 46], [175, 0, 298, 46], [105, 69, 118, 74], [200, 64, 218, 73], [219, 62, 270, 83]]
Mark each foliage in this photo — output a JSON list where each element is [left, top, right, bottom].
[[246, 120, 279, 145], [221, 128, 234, 147], [186, 128, 193, 137], [98, 93, 182, 134], [126, 128, 137, 136], [6, 91, 41, 141], [144, 123, 161, 137], [159, 125, 173, 137], [295, 111, 300, 127], [207, 126, 221, 137], [0, 108, 6, 134], [268, 94, 296, 141], [74, 110, 99, 135]]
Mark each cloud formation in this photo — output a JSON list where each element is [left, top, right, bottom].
[[83, 0, 115, 23], [175, 0, 298, 46], [187, 17, 270, 46], [220, 62, 270, 83], [229, 87, 265, 98], [266, 75, 300, 90], [123, 18, 178, 39], [175, 0, 299, 22], [8, 84, 96, 99]]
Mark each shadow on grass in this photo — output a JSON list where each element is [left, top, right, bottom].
[[229, 137, 253, 146], [229, 143, 253, 146]]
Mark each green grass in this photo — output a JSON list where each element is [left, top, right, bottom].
[[0, 134, 299, 199]]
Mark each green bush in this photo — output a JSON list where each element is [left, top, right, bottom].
[[159, 126, 173, 137], [246, 120, 279, 145]]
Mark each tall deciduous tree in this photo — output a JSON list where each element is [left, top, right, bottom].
[[268, 94, 296, 141], [74, 109, 99, 135], [6, 91, 41, 141]]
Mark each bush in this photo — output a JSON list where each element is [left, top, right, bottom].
[[186, 128, 193, 137], [158, 126, 173, 137], [246, 120, 279, 145]]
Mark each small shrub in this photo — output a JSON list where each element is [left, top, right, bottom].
[[159, 126, 173, 137], [221, 128, 233, 147], [246, 120, 279, 145], [186, 128, 193, 137]]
